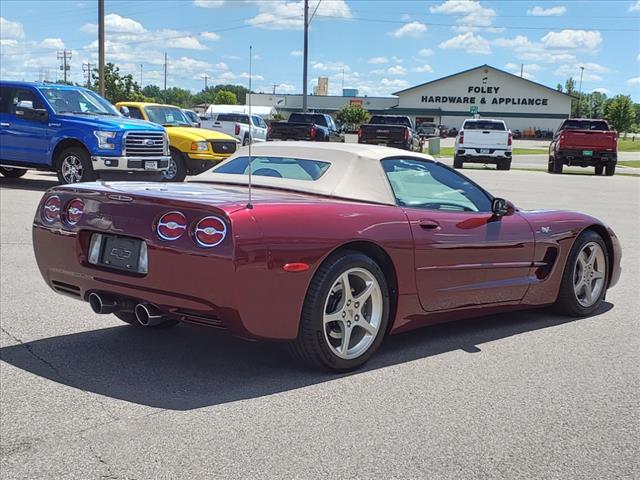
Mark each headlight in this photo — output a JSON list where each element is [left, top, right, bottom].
[[94, 131, 116, 150], [190, 141, 208, 152]]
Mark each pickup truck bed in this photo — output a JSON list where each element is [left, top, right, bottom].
[[358, 115, 419, 151]]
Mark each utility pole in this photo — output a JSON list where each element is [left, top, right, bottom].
[[140, 64, 143, 87], [163, 52, 168, 92], [98, 0, 105, 96], [57, 50, 72, 83], [82, 62, 93, 88], [302, 0, 309, 112], [272, 83, 278, 94], [203, 74, 209, 90], [577, 65, 585, 118], [520, 63, 524, 78]]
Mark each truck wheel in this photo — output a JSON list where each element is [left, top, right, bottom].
[[242, 135, 250, 146], [453, 156, 463, 169], [595, 165, 604, 175], [56, 146, 96, 184], [0, 167, 27, 178], [547, 156, 554, 173], [553, 158, 564, 174], [497, 159, 511, 171], [163, 149, 188, 182], [605, 163, 615, 176]]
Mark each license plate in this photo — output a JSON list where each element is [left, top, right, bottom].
[[99, 235, 142, 272], [145, 161, 158, 170], [480, 149, 490, 154], [583, 150, 593, 156], [378, 143, 387, 147]]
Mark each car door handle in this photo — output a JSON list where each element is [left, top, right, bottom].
[[419, 219, 440, 230], [0, 122, 10, 127]]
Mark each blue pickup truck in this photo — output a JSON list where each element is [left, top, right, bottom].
[[0, 81, 170, 183]]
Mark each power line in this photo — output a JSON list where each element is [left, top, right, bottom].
[[56, 49, 72, 83]]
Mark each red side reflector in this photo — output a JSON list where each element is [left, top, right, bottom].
[[283, 262, 310, 272]]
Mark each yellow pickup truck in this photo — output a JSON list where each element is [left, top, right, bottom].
[[116, 102, 237, 181]]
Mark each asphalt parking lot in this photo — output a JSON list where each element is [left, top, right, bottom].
[[1, 170, 638, 479]]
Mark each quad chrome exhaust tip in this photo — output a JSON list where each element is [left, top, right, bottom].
[[134, 303, 169, 327]]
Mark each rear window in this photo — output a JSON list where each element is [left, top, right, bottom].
[[217, 113, 249, 124], [371, 116, 412, 127], [463, 120, 506, 131], [289, 113, 327, 126], [562, 120, 609, 131], [213, 156, 330, 181]]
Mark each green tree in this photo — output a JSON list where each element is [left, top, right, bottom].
[[336, 104, 371, 132], [162, 87, 193, 107], [604, 95, 635, 133], [556, 83, 563, 92], [142, 84, 162, 102], [589, 91, 608, 119], [213, 89, 237, 105], [92, 63, 151, 104]]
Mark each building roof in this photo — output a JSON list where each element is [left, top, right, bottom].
[[203, 141, 435, 206], [392, 64, 572, 98]]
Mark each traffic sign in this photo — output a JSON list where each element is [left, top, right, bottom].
[[469, 106, 479, 114]]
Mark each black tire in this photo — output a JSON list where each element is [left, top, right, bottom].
[[288, 251, 390, 372], [595, 165, 604, 175], [547, 156, 554, 173], [453, 156, 463, 169], [163, 148, 188, 182], [553, 157, 564, 174], [497, 158, 511, 171], [242, 135, 250, 146], [605, 163, 615, 176], [0, 167, 27, 178], [554, 230, 609, 317], [114, 311, 179, 329], [56, 146, 96, 184]]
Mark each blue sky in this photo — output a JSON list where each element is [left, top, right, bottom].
[[1, 0, 639, 100]]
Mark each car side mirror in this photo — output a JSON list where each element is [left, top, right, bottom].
[[119, 106, 130, 117], [491, 198, 515, 217], [15, 105, 48, 122]]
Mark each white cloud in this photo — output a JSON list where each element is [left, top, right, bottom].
[[311, 61, 350, 72], [504, 63, 540, 79], [0, 39, 18, 47], [519, 51, 576, 63], [439, 32, 491, 54], [194, 0, 225, 7], [277, 83, 296, 93], [81, 13, 145, 34], [369, 69, 386, 75], [0, 17, 25, 39], [418, 48, 433, 57], [413, 64, 434, 73], [290, 50, 303, 57], [591, 88, 610, 95], [40, 38, 65, 49], [627, 77, 640, 85], [390, 21, 427, 38], [542, 30, 602, 50], [630, 1, 640, 12], [527, 6, 567, 16], [430, 1, 497, 32], [171, 36, 207, 50], [380, 78, 409, 90], [391, 55, 404, 64], [201, 31, 221, 41], [387, 65, 407, 75], [247, 1, 352, 30], [492, 35, 532, 48], [554, 63, 610, 82], [368, 56, 388, 64]]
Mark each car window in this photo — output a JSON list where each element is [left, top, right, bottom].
[[144, 106, 190, 126], [217, 113, 249, 124], [562, 120, 609, 131], [370, 116, 412, 128], [8, 88, 44, 114], [213, 156, 330, 181], [0, 87, 14, 114], [382, 158, 492, 212], [39, 87, 118, 116], [463, 121, 506, 131], [127, 107, 144, 120], [289, 113, 326, 125]]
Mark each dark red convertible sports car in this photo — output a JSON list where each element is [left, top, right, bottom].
[[33, 142, 621, 371]]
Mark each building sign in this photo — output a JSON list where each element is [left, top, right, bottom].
[[421, 84, 549, 107]]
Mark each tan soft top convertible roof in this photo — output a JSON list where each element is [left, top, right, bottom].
[[202, 141, 435, 205]]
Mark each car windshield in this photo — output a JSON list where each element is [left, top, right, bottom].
[[39, 87, 120, 116], [463, 121, 506, 130], [562, 120, 609, 131], [145, 106, 191, 126], [217, 113, 249, 124], [213, 156, 330, 181]]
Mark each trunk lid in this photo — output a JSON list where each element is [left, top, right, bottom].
[[461, 129, 509, 148], [360, 124, 407, 143]]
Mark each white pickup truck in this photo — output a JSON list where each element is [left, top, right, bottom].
[[454, 119, 512, 170], [201, 113, 268, 145]]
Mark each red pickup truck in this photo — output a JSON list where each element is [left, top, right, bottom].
[[548, 119, 618, 175]]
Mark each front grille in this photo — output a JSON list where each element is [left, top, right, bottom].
[[124, 132, 166, 157], [210, 141, 237, 155]]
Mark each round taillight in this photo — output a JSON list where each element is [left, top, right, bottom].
[[42, 195, 61, 223], [194, 216, 226, 248], [157, 211, 187, 241], [66, 198, 84, 225]]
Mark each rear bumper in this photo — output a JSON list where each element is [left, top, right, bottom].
[[556, 150, 616, 167], [359, 139, 411, 150], [185, 157, 223, 175], [91, 155, 170, 171]]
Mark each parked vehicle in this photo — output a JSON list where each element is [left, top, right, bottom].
[[416, 122, 438, 137], [267, 112, 343, 142], [117, 102, 237, 182], [31, 142, 621, 371], [0, 81, 170, 184], [447, 127, 458, 138], [454, 119, 512, 170], [182, 109, 201, 128], [201, 112, 268, 145], [548, 119, 617, 175], [358, 115, 421, 151]]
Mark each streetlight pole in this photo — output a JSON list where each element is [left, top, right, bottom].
[[302, 0, 309, 112], [98, 0, 105, 96], [577, 65, 584, 118]]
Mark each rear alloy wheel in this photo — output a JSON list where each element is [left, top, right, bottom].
[[56, 146, 96, 184], [555, 230, 608, 317], [113, 311, 178, 329], [595, 165, 604, 175], [288, 252, 390, 371], [0, 167, 27, 178], [453, 156, 463, 169], [163, 149, 188, 182], [605, 163, 616, 176]]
